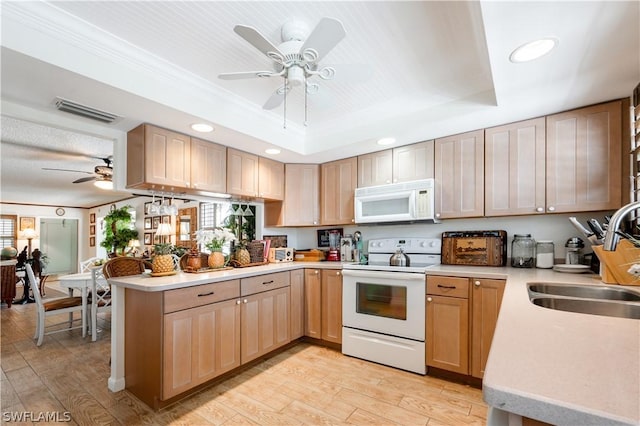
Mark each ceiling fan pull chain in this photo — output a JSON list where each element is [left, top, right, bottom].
[[283, 76, 288, 129], [304, 74, 308, 127]]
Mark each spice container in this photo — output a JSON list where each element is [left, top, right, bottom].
[[511, 234, 535, 268], [535, 240, 554, 269]]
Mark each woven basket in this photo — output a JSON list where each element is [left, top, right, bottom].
[[247, 242, 265, 263]]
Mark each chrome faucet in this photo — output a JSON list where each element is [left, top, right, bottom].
[[603, 201, 640, 251]]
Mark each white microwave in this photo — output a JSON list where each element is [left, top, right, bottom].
[[354, 179, 438, 224]]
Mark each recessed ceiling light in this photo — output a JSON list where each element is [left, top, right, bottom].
[[509, 38, 558, 63], [191, 123, 214, 132], [377, 137, 396, 146], [265, 148, 281, 155]]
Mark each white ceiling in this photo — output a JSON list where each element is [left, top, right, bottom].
[[1, 1, 638, 208]]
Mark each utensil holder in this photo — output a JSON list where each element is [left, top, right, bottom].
[[592, 240, 640, 285]]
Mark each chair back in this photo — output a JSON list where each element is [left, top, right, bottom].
[[102, 257, 152, 278], [79, 256, 102, 273], [25, 264, 44, 308]]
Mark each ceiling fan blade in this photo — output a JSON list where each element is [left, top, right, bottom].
[[263, 86, 288, 110], [300, 18, 346, 62], [234, 25, 284, 61], [73, 176, 98, 184], [219, 71, 279, 80], [42, 167, 93, 175]]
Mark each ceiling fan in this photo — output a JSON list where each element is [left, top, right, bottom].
[[43, 156, 113, 187], [219, 17, 347, 126]]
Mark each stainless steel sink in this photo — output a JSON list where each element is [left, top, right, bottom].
[[531, 297, 640, 320], [528, 283, 640, 301]]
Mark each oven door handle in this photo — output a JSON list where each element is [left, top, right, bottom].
[[341, 269, 425, 281]]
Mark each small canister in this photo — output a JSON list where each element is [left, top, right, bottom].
[[565, 237, 584, 265], [535, 240, 555, 269], [511, 234, 535, 268]]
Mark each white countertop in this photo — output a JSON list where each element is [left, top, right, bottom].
[[108, 262, 640, 424], [427, 265, 640, 426]]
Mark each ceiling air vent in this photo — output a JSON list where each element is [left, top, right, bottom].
[[54, 98, 119, 124]]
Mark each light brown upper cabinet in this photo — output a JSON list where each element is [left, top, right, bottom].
[[321, 157, 357, 225], [264, 164, 320, 226], [227, 148, 259, 198], [258, 157, 285, 200], [357, 141, 434, 188], [485, 118, 546, 216], [127, 124, 191, 190], [545, 100, 622, 213], [434, 130, 484, 219], [190, 137, 227, 193]]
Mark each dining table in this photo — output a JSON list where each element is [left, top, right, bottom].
[[58, 266, 104, 341]]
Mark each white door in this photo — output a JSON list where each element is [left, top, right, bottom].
[[40, 218, 78, 274]]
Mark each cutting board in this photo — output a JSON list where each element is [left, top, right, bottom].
[[593, 239, 640, 285]]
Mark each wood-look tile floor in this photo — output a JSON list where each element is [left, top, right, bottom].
[[1, 282, 487, 425]]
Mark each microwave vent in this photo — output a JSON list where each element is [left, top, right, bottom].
[[54, 98, 120, 124]]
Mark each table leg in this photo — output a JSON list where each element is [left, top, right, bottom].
[[81, 287, 87, 338]]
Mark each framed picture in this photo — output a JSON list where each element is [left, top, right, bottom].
[[144, 202, 151, 215], [90, 213, 96, 224], [162, 215, 170, 224], [144, 233, 153, 245], [19, 217, 35, 231], [152, 216, 160, 229], [144, 217, 152, 229], [89, 236, 95, 247], [89, 225, 96, 235]]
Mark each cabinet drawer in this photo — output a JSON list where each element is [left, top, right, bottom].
[[426, 276, 469, 298], [164, 280, 240, 313], [241, 271, 290, 296]]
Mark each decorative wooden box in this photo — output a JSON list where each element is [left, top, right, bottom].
[[441, 230, 508, 266]]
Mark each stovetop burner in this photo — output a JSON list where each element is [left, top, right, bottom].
[[342, 237, 441, 273]]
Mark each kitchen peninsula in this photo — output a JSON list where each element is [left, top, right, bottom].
[[107, 263, 640, 425]]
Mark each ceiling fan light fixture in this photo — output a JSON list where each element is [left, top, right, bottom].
[[94, 179, 113, 190], [287, 66, 305, 87], [509, 38, 558, 63], [191, 123, 214, 132]]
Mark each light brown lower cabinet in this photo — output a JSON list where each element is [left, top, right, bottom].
[[125, 272, 292, 408], [290, 269, 305, 340], [426, 275, 505, 378], [304, 268, 343, 344]]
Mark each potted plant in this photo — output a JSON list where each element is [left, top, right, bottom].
[[101, 205, 139, 256], [152, 243, 175, 274], [194, 227, 236, 268]]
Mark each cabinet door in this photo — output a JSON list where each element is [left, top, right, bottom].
[[258, 157, 285, 200], [280, 164, 320, 226], [471, 279, 505, 378], [546, 101, 622, 212], [241, 286, 290, 364], [321, 269, 343, 344], [227, 148, 259, 197], [358, 150, 392, 187], [393, 140, 435, 183], [304, 269, 322, 339], [145, 125, 191, 188], [290, 269, 305, 340], [190, 137, 226, 193], [163, 298, 240, 399], [426, 294, 469, 374], [485, 118, 546, 216], [435, 130, 484, 219], [321, 157, 357, 225]]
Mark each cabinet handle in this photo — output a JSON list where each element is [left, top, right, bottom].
[[427, 297, 433, 302], [262, 280, 274, 285], [536, 207, 544, 213], [437, 284, 456, 289], [197, 291, 214, 297], [315, 270, 319, 275], [435, 213, 441, 218], [474, 280, 481, 287], [336, 271, 341, 276], [548, 206, 556, 212], [243, 299, 248, 304], [236, 300, 241, 305]]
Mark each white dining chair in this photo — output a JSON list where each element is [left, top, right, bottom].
[[88, 267, 111, 341], [79, 256, 101, 273], [26, 264, 86, 346]]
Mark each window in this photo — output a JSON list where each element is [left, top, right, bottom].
[[199, 202, 228, 230], [0, 215, 17, 248]]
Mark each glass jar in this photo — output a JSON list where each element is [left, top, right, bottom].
[[535, 240, 555, 269], [511, 234, 535, 268]]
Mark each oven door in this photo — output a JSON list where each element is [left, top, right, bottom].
[[342, 269, 425, 341]]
